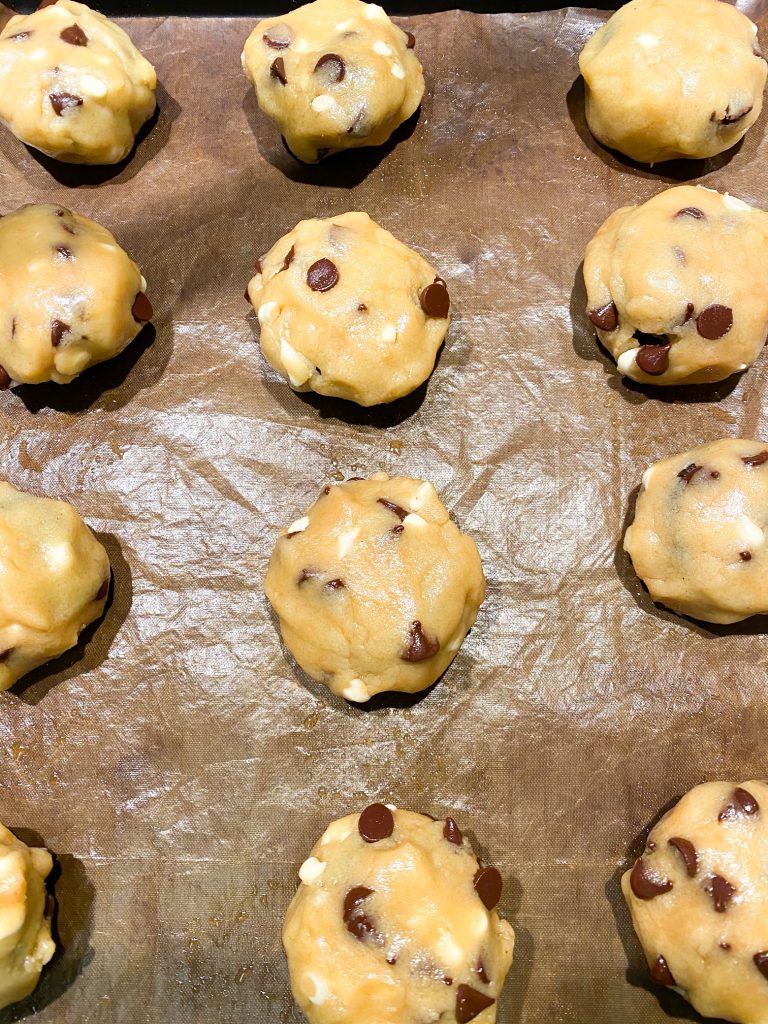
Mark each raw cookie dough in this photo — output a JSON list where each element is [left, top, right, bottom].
[[246, 212, 450, 406], [0, 480, 111, 690], [0, 203, 152, 387], [284, 805, 515, 1024], [265, 473, 485, 701], [584, 186, 768, 386], [241, 0, 424, 163], [579, 0, 766, 164], [623, 781, 768, 1024], [624, 438, 768, 624], [0, 823, 55, 1010], [0, 0, 156, 165]]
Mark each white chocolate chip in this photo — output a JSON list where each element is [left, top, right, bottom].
[[320, 819, 354, 845], [287, 516, 309, 535], [724, 193, 752, 212], [403, 512, 426, 528], [336, 19, 354, 30], [641, 466, 654, 488], [380, 324, 397, 343], [365, 3, 387, 19], [342, 678, 369, 702], [435, 932, 464, 969], [45, 541, 74, 571], [140, 275, 147, 291], [373, 41, 393, 56], [240, 50, 247, 70], [337, 527, 360, 558], [738, 515, 765, 549], [385, 803, 397, 811], [80, 74, 107, 98], [305, 973, 330, 1006], [257, 301, 279, 325], [738, 363, 749, 370], [280, 340, 314, 388], [410, 481, 437, 511], [637, 33, 659, 48], [311, 94, 336, 113], [299, 857, 326, 885], [391, 63, 405, 79], [617, 348, 640, 374]]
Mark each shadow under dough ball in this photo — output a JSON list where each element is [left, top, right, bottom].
[[0, 0, 156, 165], [241, 0, 424, 164], [579, 0, 767, 164], [284, 805, 515, 1024]]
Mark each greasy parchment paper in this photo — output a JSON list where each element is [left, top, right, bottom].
[[2, 4, 768, 1022]]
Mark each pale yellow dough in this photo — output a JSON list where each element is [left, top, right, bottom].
[[0, 0, 156, 165], [283, 807, 515, 1024], [247, 212, 450, 407], [623, 781, 768, 1024], [0, 480, 110, 690], [242, 0, 424, 163], [579, 0, 766, 164], [0, 204, 152, 387], [265, 473, 485, 701], [0, 823, 55, 1011], [624, 438, 768, 624], [584, 186, 768, 386]]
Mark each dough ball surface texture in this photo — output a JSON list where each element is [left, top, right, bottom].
[[623, 781, 768, 1024], [264, 473, 485, 701], [0, 0, 156, 165], [0, 480, 110, 690], [0, 204, 152, 387], [283, 806, 515, 1024], [0, 823, 55, 1010], [247, 212, 449, 407], [579, 0, 766, 164], [624, 438, 768, 624], [584, 186, 768, 386], [242, 0, 424, 163]]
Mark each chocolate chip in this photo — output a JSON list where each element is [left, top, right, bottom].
[[419, 279, 450, 318], [716, 105, 753, 126], [755, 951, 768, 980], [314, 53, 345, 82], [676, 207, 706, 220], [400, 620, 439, 662], [297, 568, 321, 585], [740, 551, 753, 562], [443, 817, 463, 846], [682, 302, 694, 324], [588, 301, 618, 332], [343, 886, 375, 941], [650, 954, 676, 986], [377, 497, 408, 520], [56, 245, 73, 260], [254, 257, 264, 274], [347, 108, 370, 137], [358, 803, 394, 843], [443, 976, 453, 986], [719, 787, 760, 820], [456, 985, 495, 1024], [244, 287, 251, 303], [697, 304, 733, 340], [474, 865, 502, 911], [742, 451, 768, 468], [630, 858, 673, 900], [60, 24, 88, 46], [10, 32, 30, 41], [635, 343, 670, 376], [132, 292, 153, 323], [325, 578, 345, 590], [322, 485, 331, 495], [678, 463, 701, 484], [10, 319, 16, 339], [704, 874, 736, 912], [0, 367, 9, 390], [50, 92, 83, 116], [405, 30, 416, 48], [270, 56, 287, 85], [357, 302, 367, 312], [263, 25, 292, 49], [668, 837, 698, 877], [95, 577, 109, 601], [51, 320, 70, 347], [386, 952, 397, 965], [307, 258, 339, 292], [721, 941, 731, 950], [0, 649, 12, 663], [474, 961, 490, 985], [391, 525, 404, 536], [280, 245, 295, 272]]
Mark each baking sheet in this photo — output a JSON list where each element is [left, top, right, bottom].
[[2, 4, 768, 1022]]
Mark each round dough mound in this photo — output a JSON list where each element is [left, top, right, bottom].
[[0, 0, 156, 165], [0, 204, 152, 387], [0, 480, 110, 690], [264, 473, 485, 701], [247, 212, 449, 407], [242, 0, 424, 164], [624, 438, 768, 624], [623, 781, 768, 1024], [284, 805, 515, 1024], [0, 823, 55, 1011], [584, 186, 768, 386], [579, 0, 766, 164]]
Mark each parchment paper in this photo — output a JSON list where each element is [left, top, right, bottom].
[[2, 4, 768, 1022]]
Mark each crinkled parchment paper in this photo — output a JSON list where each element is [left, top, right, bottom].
[[1, 3, 768, 1021]]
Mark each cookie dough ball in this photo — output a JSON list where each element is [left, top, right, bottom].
[[584, 186, 768, 386], [579, 0, 766, 164], [0, 481, 110, 690], [0, 0, 156, 165], [623, 781, 768, 1023], [624, 438, 768, 624], [241, 0, 424, 164], [265, 473, 484, 701], [0, 204, 152, 388], [0, 823, 55, 1010], [247, 212, 449, 407], [284, 805, 515, 1024]]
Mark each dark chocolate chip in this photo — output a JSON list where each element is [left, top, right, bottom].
[[668, 837, 698, 877], [646, 839, 657, 852], [263, 26, 292, 49], [678, 463, 701, 484], [50, 319, 70, 347], [307, 258, 339, 292], [635, 343, 670, 376], [697, 304, 733, 340], [357, 302, 367, 312], [322, 485, 331, 495], [443, 976, 453, 986], [704, 874, 736, 912], [297, 568, 321, 585], [0, 649, 12, 663], [719, 787, 760, 820], [60, 24, 88, 46], [588, 301, 618, 332], [419, 279, 450, 318], [474, 865, 502, 911], [474, 960, 490, 985], [742, 451, 768, 468], [400, 620, 439, 662], [255, 257, 264, 274], [10, 318, 16, 339], [377, 497, 408, 520], [347, 107, 370, 137], [650, 954, 676, 986], [56, 244, 73, 259], [280, 245, 295, 272], [740, 551, 753, 562], [630, 858, 673, 900], [456, 985, 495, 1024], [343, 886, 375, 940], [386, 952, 397, 965], [10, 31, 30, 41], [270, 56, 287, 85], [358, 803, 394, 843], [716, 105, 753, 126], [50, 91, 83, 115], [405, 30, 416, 48], [391, 524, 405, 536], [676, 207, 706, 220], [95, 577, 109, 601], [314, 52, 345, 82], [443, 817, 463, 846], [721, 941, 731, 950], [132, 292, 153, 323], [325, 578, 345, 590], [682, 302, 694, 324], [0, 367, 9, 390], [755, 951, 768, 980]]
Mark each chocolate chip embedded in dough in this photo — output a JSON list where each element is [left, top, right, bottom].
[[358, 803, 394, 843], [630, 858, 673, 900], [60, 24, 88, 46], [280, 245, 295, 272], [401, 620, 439, 662], [588, 301, 618, 332], [254, 257, 264, 274], [405, 30, 416, 48], [716, 105, 753, 126], [754, 951, 768, 980], [55, 245, 73, 260], [678, 463, 701, 485], [419, 279, 450, 318], [51, 319, 70, 347], [473, 865, 502, 911], [681, 302, 694, 324], [95, 577, 109, 601], [720, 941, 731, 951], [742, 451, 768, 468], [474, 960, 490, 985], [343, 886, 375, 940], [297, 568, 321, 585], [391, 524, 405, 536], [675, 207, 706, 220], [325, 578, 345, 591], [704, 874, 736, 913], [314, 53, 345, 82], [740, 551, 753, 562], [263, 25, 293, 49], [696, 304, 733, 340], [306, 258, 339, 292], [270, 57, 287, 85], [0, 367, 10, 390], [50, 92, 83, 116], [650, 954, 676, 986], [668, 836, 698, 877], [443, 817, 463, 846], [0, 649, 12, 663], [377, 497, 408, 520], [132, 292, 153, 323], [456, 985, 495, 1024], [9, 32, 31, 41], [719, 787, 760, 820], [635, 343, 670, 376], [357, 302, 367, 312]]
